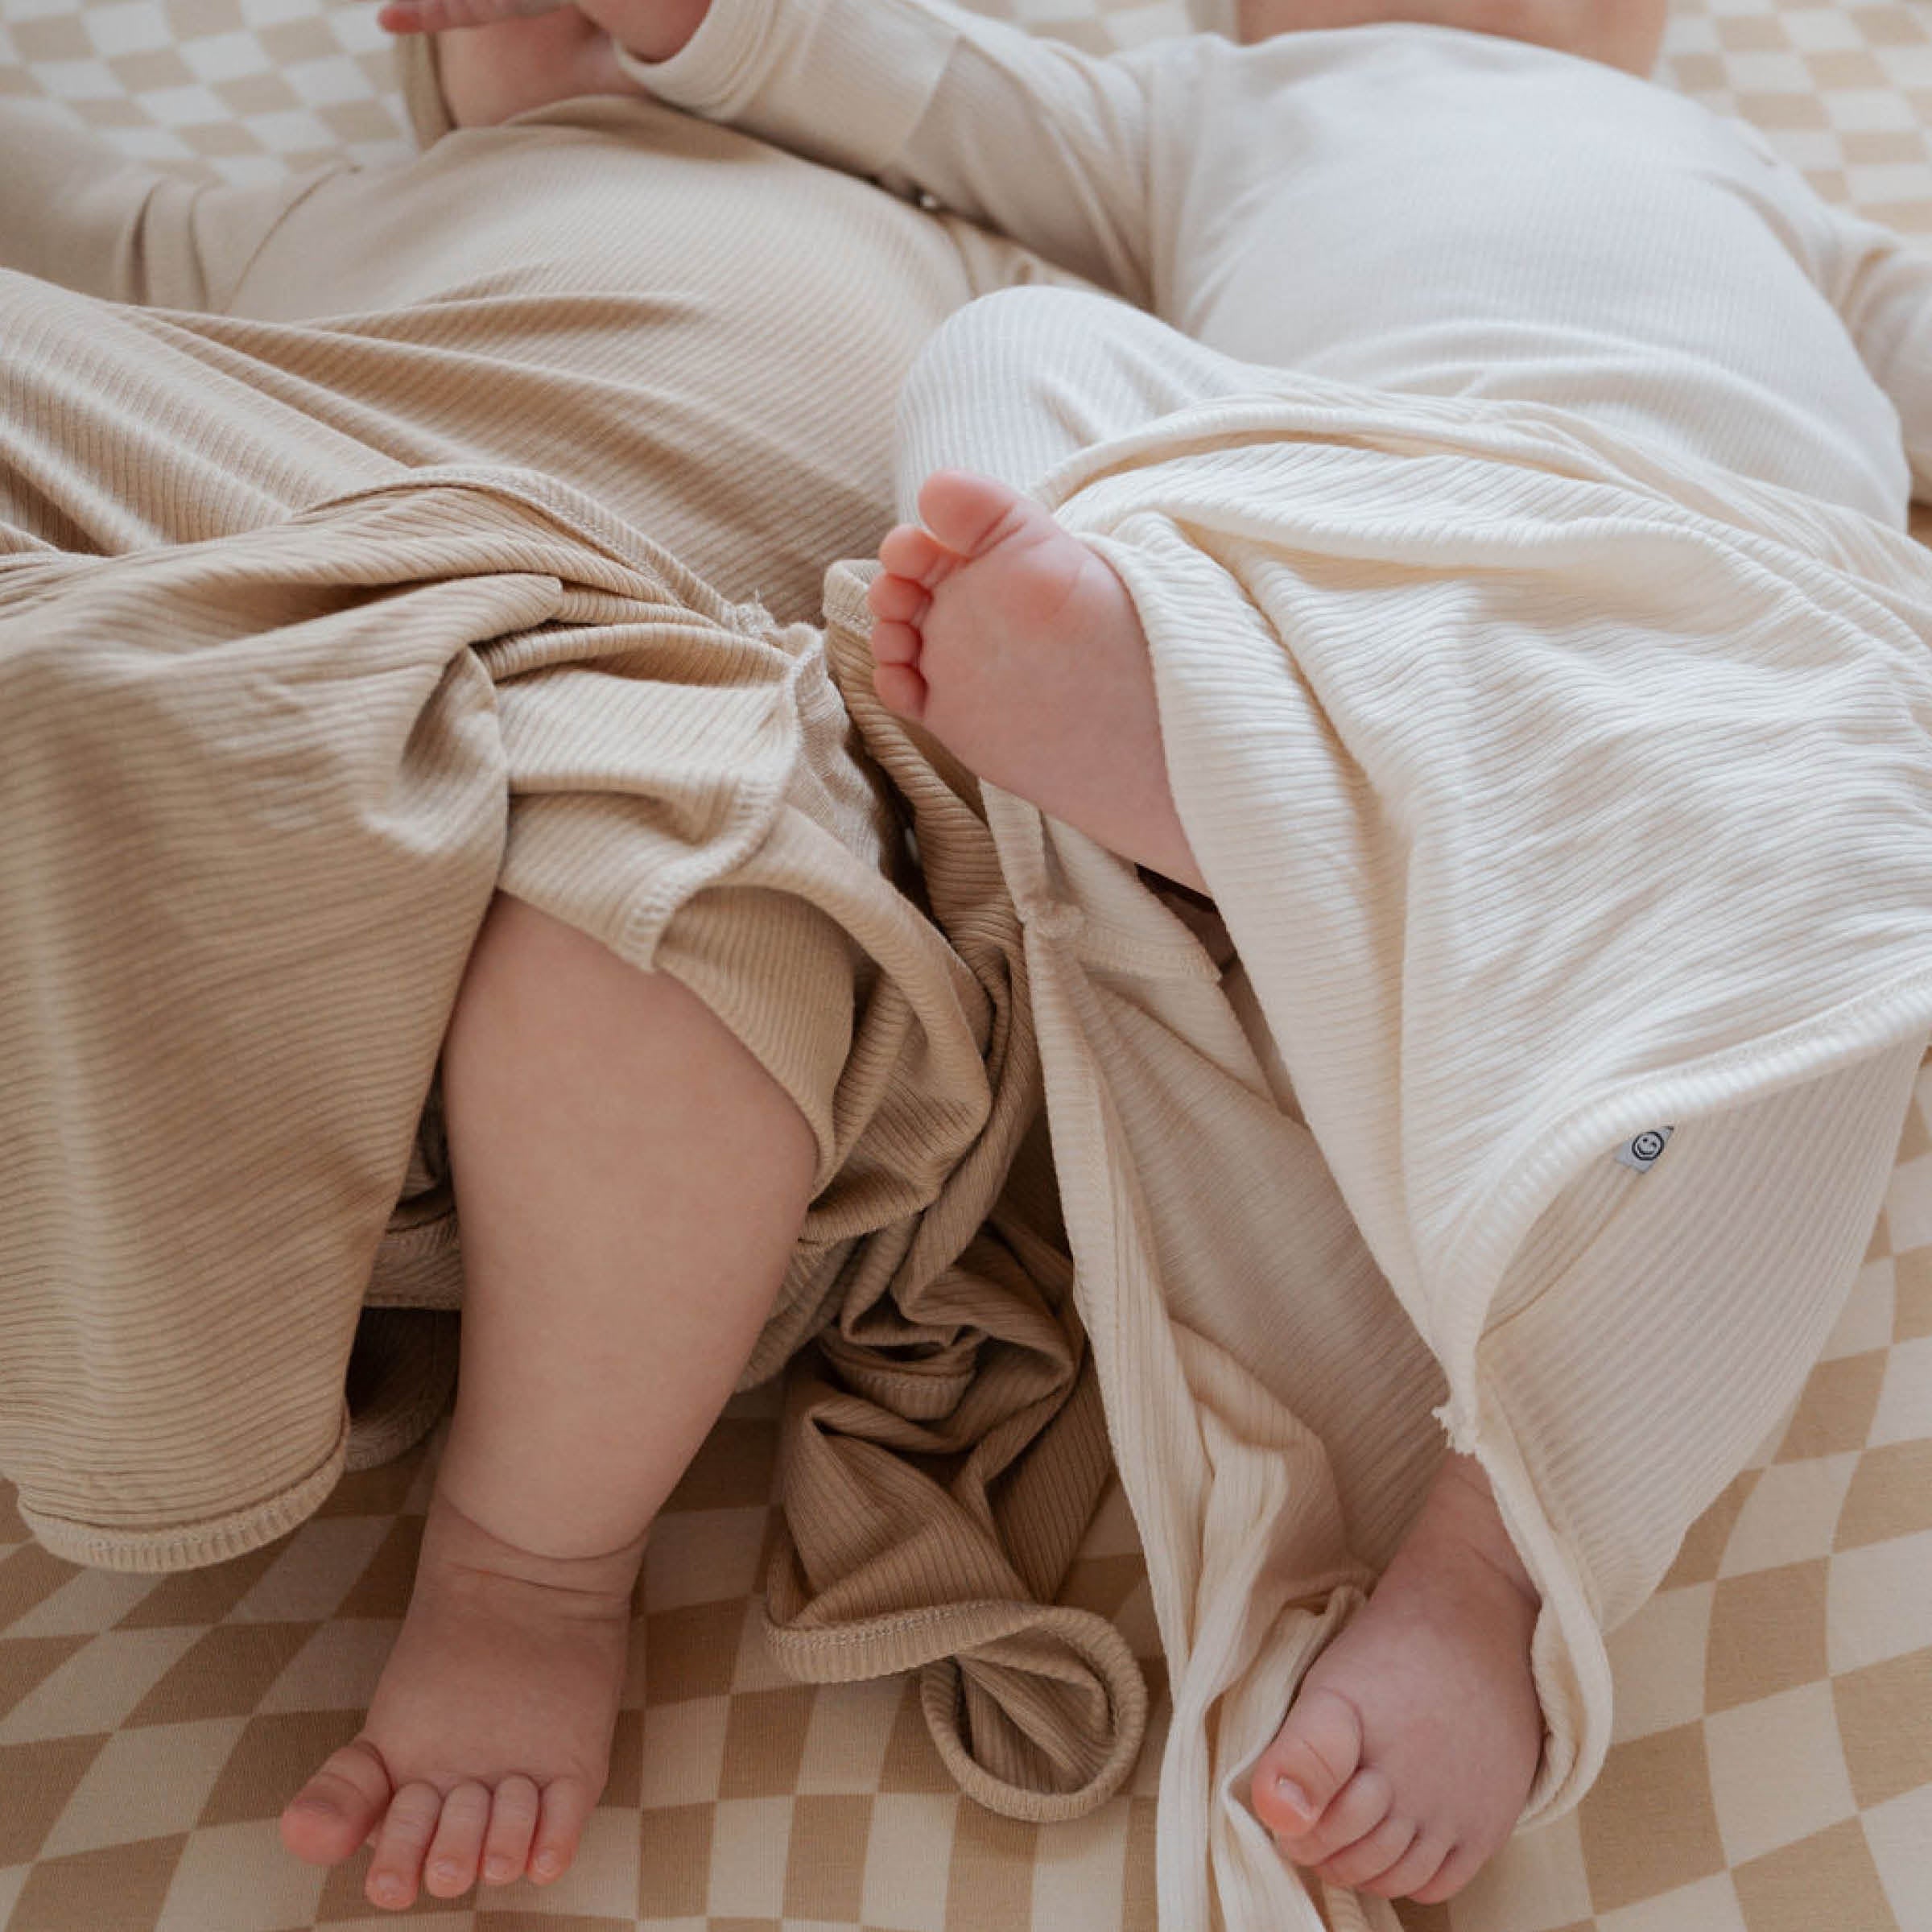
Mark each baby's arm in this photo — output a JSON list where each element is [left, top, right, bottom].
[[0, 100, 326, 308], [1823, 208, 1932, 501], [621, 0, 1165, 301], [378, 0, 711, 61], [380, 0, 1162, 300]]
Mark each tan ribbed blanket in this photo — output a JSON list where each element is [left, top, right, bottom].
[[815, 379, 1932, 1927], [0, 448, 1141, 1811]]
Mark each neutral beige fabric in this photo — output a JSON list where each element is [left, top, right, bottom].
[[2, 0, 1932, 1926], [4, 0, 1932, 1927], [826, 290, 1932, 1926], [0, 88, 1053, 621], [0, 88, 990, 1534], [0, 98, 1148, 1816]]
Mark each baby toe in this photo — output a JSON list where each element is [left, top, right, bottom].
[[869, 614, 923, 667], [1284, 1765, 1393, 1869], [1363, 1831, 1458, 1901], [281, 1737, 394, 1867], [365, 1781, 446, 1911], [871, 653, 929, 722], [481, 1775, 541, 1886], [1315, 1805, 1416, 1889], [1411, 1840, 1485, 1905], [915, 469, 1030, 560], [527, 1775, 595, 1886], [1252, 1683, 1364, 1839], [878, 521, 952, 587], [423, 1780, 491, 1897], [866, 572, 931, 627]]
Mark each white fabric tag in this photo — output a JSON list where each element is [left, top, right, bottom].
[[1614, 1126, 1674, 1173]]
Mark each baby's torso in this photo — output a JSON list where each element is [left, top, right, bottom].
[[216, 101, 1040, 620], [1137, 26, 1909, 522]]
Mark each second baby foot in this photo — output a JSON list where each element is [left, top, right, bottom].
[[868, 469, 1208, 894], [279, 1488, 639, 1910], [1249, 1453, 1545, 1902]]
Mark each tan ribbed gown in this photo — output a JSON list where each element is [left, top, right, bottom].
[[0, 72, 1148, 1816], [630, 6, 1932, 1923]]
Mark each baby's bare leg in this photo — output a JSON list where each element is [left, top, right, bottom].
[[281, 894, 817, 1910], [1235, 0, 1669, 77], [880, 290, 1548, 1903], [869, 475, 1550, 1899]]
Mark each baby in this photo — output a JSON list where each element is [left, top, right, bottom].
[[361, 0, 1932, 1910]]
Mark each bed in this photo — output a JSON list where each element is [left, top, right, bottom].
[[2, 0, 1930, 1926]]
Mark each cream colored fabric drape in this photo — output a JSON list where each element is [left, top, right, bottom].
[[819, 345, 1932, 1926]]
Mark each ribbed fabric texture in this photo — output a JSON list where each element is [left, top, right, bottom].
[[857, 288, 1932, 1928], [0, 114, 1138, 1816], [12, 7, 1932, 1868], [632, 6, 1932, 1913], [630, 0, 1932, 523], [0, 87, 1054, 623]]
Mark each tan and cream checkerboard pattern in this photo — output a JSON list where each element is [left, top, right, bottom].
[[14, 0, 1932, 223], [4, 0, 1932, 1926], [0, 0, 411, 185], [0, 1394, 1170, 1932], [2, 1088, 1927, 1932]]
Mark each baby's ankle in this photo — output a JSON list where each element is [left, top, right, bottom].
[[1403, 1453, 1540, 1612], [419, 1482, 650, 1597]]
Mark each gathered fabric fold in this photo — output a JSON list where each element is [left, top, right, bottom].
[[816, 377, 1932, 1926], [0, 436, 1141, 1811]]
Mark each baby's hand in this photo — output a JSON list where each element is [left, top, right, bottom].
[[378, 0, 564, 34], [379, 0, 712, 60]]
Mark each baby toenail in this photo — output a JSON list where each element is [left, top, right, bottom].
[[485, 1858, 514, 1881], [1275, 1776, 1314, 1816], [534, 1852, 560, 1878]]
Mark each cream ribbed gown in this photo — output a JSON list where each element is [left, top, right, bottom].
[[633, 10, 1932, 1925]]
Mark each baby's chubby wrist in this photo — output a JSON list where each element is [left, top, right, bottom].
[[584, 0, 713, 63]]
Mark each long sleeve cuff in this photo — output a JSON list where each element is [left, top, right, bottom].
[[613, 0, 958, 184]]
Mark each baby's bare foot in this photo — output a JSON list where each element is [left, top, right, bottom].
[[279, 1489, 639, 1910], [1249, 1454, 1543, 1903], [868, 469, 1208, 894]]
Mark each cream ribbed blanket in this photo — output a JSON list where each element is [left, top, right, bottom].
[[634, 6, 1932, 1919], [824, 355, 1932, 1929]]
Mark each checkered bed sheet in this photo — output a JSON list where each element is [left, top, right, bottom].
[[4, 1127, 1930, 1932], [7, 0, 1932, 227], [3, 0, 1932, 1926]]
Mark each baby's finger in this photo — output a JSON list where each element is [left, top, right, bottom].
[[377, 0, 567, 35]]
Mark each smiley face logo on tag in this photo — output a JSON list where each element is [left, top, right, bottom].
[[1614, 1126, 1674, 1174]]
